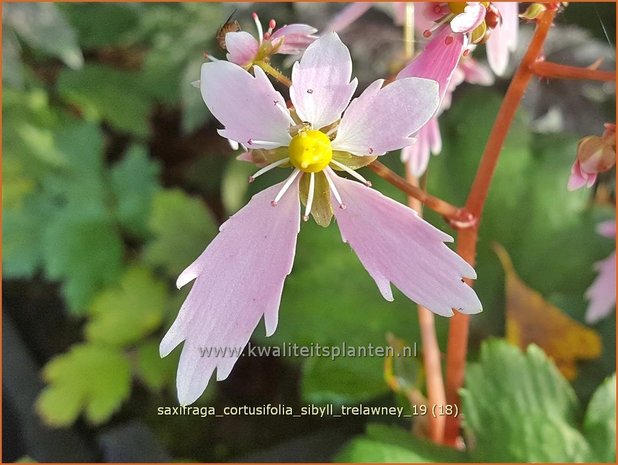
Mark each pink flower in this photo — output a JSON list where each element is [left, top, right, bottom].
[[419, 2, 519, 76], [397, 22, 491, 177], [161, 33, 482, 405], [568, 123, 616, 191], [224, 13, 317, 68], [400, 56, 494, 177], [585, 221, 616, 324]]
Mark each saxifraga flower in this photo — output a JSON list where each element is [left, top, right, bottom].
[[161, 33, 482, 405]]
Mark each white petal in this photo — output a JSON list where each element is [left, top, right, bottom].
[[332, 78, 439, 156], [290, 33, 357, 129], [161, 179, 301, 405], [200, 61, 291, 149], [330, 175, 481, 316]]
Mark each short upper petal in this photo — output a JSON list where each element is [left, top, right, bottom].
[[290, 32, 358, 129], [450, 3, 486, 33], [200, 61, 292, 149], [397, 25, 467, 104], [330, 174, 482, 316], [332, 77, 439, 156], [161, 179, 301, 405], [225, 31, 259, 67], [270, 24, 317, 54]]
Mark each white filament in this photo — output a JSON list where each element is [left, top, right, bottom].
[[272, 169, 301, 206], [253, 12, 264, 45], [330, 159, 372, 186], [249, 158, 288, 182], [303, 172, 316, 221], [324, 168, 345, 209]]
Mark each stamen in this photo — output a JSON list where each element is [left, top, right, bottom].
[[249, 158, 289, 182], [330, 159, 372, 187], [252, 12, 264, 45], [325, 126, 338, 137], [324, 168, 346, 209], [264, 19, 276, 39], [303, 172, 316, 221], [271, 169, 301, 206], [246, 139, 284, 149], [424, 13, 455, 38]]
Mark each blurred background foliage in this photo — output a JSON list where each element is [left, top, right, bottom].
[[2, 2, 616, 462]]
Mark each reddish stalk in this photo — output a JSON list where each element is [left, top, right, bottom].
[[531, 61, 616, 81], [407, 174, 447, 443], [443, 7, 558, 445], [401, 3, 447, 443], [368, 161, 474, 225]]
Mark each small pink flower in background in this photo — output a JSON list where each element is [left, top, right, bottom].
[[567, 123, 616, 191], [222, 12, 317, 68], [419, 2, 519, 76], [324, 2, 407, 33], [401, 56, 494, 177], [585, 220, 616, 324], [397, 23, 493, 177], [161, 33, 482, 405]]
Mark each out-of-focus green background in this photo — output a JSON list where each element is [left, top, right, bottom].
[[3, 2, 616, 462]]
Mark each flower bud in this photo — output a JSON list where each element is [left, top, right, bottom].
[[519, 3, 547, 21]]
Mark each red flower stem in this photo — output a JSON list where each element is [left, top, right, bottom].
[[531, 61, 616, 81], [368, 161, 473, 224], [442, 7, 558, 445]]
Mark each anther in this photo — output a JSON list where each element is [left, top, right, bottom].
[[329, 159, 372, 187], [445, 35, 454, 45], [423, 29, 432, 38]]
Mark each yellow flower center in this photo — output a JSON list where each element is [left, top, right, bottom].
[[289, 130, 333, 173]]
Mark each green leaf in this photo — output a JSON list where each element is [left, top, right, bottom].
[[135, 339, 179, 391], [86, 267, 168, 347], [335, 424, 468, 462], [110, 145, 161, 237], [3, 192, 52, 278], [144, 189, 217, 278], [461, 340, 591, 462], [58, 4, 140, 49], [221, 159, 255, 215], [4, 3, 83, 69], [584, 374, 616, 462], [43, 212, 124, 313], [36, 344, 131, 426], [57, 64, 155, 136], [181, 58, 211, 133]]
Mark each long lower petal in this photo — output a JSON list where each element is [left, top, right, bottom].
[[161, 180, 301, 405], [330, 175, 481, 317]]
